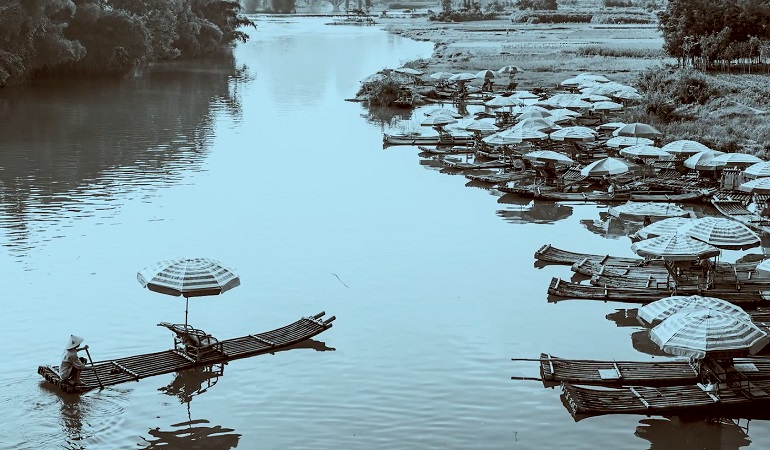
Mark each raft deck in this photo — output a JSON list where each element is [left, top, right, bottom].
[[38, 312, 335, 394], [534, 244, 652, 266]]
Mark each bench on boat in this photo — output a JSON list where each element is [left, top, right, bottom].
[[158, 322, 225, 362]]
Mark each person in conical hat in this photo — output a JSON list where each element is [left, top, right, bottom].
[[59, 335, 93, 386]]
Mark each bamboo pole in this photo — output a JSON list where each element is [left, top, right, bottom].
[[84, 346, 104, 389]]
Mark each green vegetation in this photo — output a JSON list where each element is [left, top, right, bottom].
[[356, 75, 403, 106], [658, 0, 770, 70], [0, 0, 255, 87], [516, 0, 557, 10], [430, 0, 498, 22]]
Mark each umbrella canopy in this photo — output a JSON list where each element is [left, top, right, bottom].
[[510, 90, 540, 100], [649, 309, 769, 359], [683, 216, 760, 250], [137, 257, 241, 327], [424, 108, 463, 118], [430, 71, 455, 80], [560, 98, 593, 109], [581, 94, 613, 102], [449, 72, 476, 82], [395, 67, 423, 76], [482, 132, 525, 146], [606, 136, 655, 148], [619, 145, 671, 159], [615, 122, 663, 139], [743, 161, 770, 179], [464, 120, 499, 133], [579, 157, 631, 177], [683, 150, 727, 170], [611, 202, 690, 219], [613, 90, 644, 101], [660, 140, 713, 156], [636, 217, 695, 239], [739, 177, 770, 193], [596, 122, 626, 131], [590, 101, 624, 112], [475, 69, 499, 79], [496, 128, 549, 142], [638, 295, 749, 326], [485, 95, 521, 108], [710, 152, 764, 168], [631, 234, 721, 261], [560, 77, 584, 86], [498, 65, 523, 75], [514, 117, 561, 132], [547, 108, 582, 118], [579, 74, 611, 83], [517, 110, 552, 120], [541, 93, 583, 107], [522, 150, 574, 165], [549, 126, 597, 142], [421, 115, 458, 127], [756, 259, 770, 277]]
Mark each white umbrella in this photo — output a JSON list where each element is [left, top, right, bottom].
[[756, 259, 770, 277], [590, 101, 624, 112], [743, 161, 770, 179], [485, 95, 521, 108], [542, 93, 583, 107], [449, 72, 477, 82], [683, 150, 726, 170], [619, 145, 671, 159], [430, 71, 455, 80], [630, 234, 721, 261], [739, 177, 770, 194], [514, 117, 561, 132], [596, 122, 626, 131], [579, 74, 611, 83], [475, 69, 498, 79], [549, 126, 597, 142], [606, 136, 655, 148], [710, 153, 764, 168], [579, 157, 632, 177], [660, 140, 713, 156], [464, 120, 499, 133], [650, 309, 769, 359], [613, 90, 644, 101], [560, 98, 593, 109], [522, 150, 574, 165], [638, 295, 749, 326], [482, 133, 524, 146], [560, 77, 584, 86], [497, 128, 549, 142], [581, 94, 613, 102], [395, 67, 423, 76], [636, 217, 696, 239], [138, 258, 241, 328], [610, 201, 690, 219], [683, 216, 760, 250], [517, 110, 552, 120], [498, 65, 523, 76], [510, 90, 540, 100], [615, 122, 663, 139], [547, 108, 582, 118], [424, 108, 462, 118], [421, 115, 458, 127]]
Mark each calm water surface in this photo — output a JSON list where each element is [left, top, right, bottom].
[[1, 16, 769, 450]]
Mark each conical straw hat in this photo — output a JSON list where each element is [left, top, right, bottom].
[[65, 335, 84, 350]]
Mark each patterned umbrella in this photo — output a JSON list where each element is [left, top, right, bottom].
[[606, 136, 655, 148], [485, 95, 521, 108], [464, 120, 499, 133], [138, 258, 241, 327], [549, 126, 597, 142], [421, 115, 458, 127], [638, 295, 749, 325], [579, 157, 631, 177], [619, 145, 671, 159], [497, 128, 549, 142], [611, 202, 690, 219], [475, 69, 499, 79], [683, 216, 760, 250], [514, 117, 561, 132], [612, 90, 644, 101], [498, 65, 523, 76], [596, 122, 626, 131], [739, 177, 770, 193], [660, 140, 713, 156], [683, 150, 727, 170], [424, 108, 462, 118], [615, 122, 663, 139], [636, 217, 695, 239], [430, 71, 455, 80], [517, 110, 552, 120], [590, 101, 624, 112], [743, 161, 770, 179], [631, 234, 720, 261], [581, 94, 613, 102], [482, 132, 524, 146], [449, 72, 477, 82], [650, 309, 769, 359], [522, 150, 574, 165], [710, 152, 764, 168]]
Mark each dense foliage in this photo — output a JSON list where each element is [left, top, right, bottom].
[[658, 0, 770, 70], [430, 0, 499, 21], [0, 0, 254, 86], [516, 0, 557, 10]]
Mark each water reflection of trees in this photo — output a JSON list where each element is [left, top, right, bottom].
[[0, 49, 246, 252], [635, 417, 752, 450], [362, 105, 413, 129]]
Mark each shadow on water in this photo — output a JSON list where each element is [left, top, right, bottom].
[[495, 200, 573, 225], [605, 308, 641, 328], [635, 417, 752, 450], [0, 49, 247, 254], [580, 211, 640, 240]]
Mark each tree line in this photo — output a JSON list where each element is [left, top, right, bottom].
[[0, 0, 255, 87], [659, 0, 770, 71]]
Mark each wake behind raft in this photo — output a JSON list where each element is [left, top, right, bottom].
[[38, 312, 335, 394]]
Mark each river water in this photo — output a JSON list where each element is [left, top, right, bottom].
[[1, 16, 769, 450]]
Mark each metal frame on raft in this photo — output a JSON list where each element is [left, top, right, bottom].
[[38, 312, 336, 394]]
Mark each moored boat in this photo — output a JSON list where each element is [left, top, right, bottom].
[[383, 133, 473, 147]]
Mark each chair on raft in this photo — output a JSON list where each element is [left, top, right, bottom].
[[157, 322, 225, 362]]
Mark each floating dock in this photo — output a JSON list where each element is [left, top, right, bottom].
[[38, 312, 335, 394]]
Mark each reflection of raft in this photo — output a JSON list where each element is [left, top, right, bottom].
[[38, 312, 335, 394]]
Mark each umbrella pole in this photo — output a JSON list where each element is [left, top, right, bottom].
[[185, 297, 189, 329]]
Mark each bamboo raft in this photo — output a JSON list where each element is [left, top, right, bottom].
[[534, 244, 651, 266], [712, 199, 770, 235], [38, 312, 335, 394], [442, 159, 511, 170], [561, 379, 770, 421], [547, 277, 770, 306], [417, 145, 475, 155], [515, 354, 770, 388], [465, 171, 531, 185]]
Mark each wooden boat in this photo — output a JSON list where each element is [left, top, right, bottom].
[[712, 199, 770, 234], [534, 244, 650, 267], [383, 133, 473, 147], [442, 159, 511, 170], [533, 190, 628, 202], [417, 145, 475, 155], [546, 277, 770, 306], [38, 312, 335, 394], [629, 190, 706, 203], [465, 172, 531, 184], [561, 379, 770, 421], [325, 16, 376, 25]]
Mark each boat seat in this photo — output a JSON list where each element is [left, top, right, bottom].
[[158, 322, 225, 361]]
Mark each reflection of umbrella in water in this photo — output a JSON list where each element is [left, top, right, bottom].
[[140, 418, 241, 450], [635, 417, 751, 450], [495, 202, 573, 224], [609, 201, 689, 219], [631, 329, 670, 357], [650, 309, 769, 359], [638, 295, 749, 326], [137, 258, 241, 328], [424, 108, 462, 118]]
